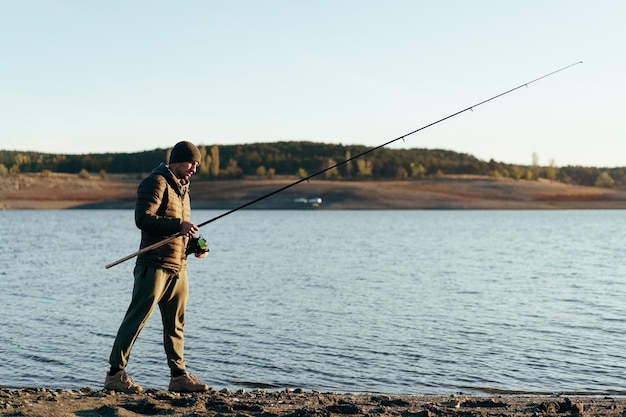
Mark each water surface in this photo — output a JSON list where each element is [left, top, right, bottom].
[[1, 209, 625, 394]]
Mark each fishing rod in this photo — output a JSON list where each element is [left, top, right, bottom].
[[105, 61, 582, 269]]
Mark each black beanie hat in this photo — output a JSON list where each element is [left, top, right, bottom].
[[169, 141, 201, 164]]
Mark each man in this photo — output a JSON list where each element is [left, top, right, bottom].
[[104, 141, 209, 393]]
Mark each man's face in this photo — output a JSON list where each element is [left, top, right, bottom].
[[170, 161, 199, 180]]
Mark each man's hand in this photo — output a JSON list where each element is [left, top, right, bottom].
[[180, 221, 199, 236]]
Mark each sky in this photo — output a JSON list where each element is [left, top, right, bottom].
[[1, 1, 624, 167]]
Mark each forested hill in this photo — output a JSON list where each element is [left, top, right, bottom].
[[0, 141, 624, 188]]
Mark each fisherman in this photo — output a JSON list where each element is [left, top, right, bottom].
[[104, 141, 209, 393]]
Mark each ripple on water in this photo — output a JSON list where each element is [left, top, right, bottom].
[[2, 209, 626, 393]]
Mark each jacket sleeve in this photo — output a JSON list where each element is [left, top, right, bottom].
[[135, 174, 182, 236]]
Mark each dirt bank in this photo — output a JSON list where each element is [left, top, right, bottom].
[[2, 173, 626, 210], [2, 387, 626, 417]]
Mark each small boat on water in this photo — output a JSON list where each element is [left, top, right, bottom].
[[293, 197, 322, 208]]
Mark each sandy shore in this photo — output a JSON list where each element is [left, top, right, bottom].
[[2, 387, 626, 417], [2, 173, 626, 210]]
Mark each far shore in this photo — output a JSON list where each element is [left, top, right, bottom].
[[2, 172, 626, 210]]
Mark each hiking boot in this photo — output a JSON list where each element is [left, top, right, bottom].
[[168, 372, 209, 392], [104, 370, 144, 393]]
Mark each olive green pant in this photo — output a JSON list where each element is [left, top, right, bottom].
[[109, 265, 188, 372]]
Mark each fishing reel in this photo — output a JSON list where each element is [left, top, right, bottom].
[[186, 235, 209, 256]]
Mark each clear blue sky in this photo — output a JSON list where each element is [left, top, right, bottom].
[[1, 1, 624, 167]]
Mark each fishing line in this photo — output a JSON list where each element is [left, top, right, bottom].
[[105, 61, 582, 269]]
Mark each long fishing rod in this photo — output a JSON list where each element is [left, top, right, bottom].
[[105, 61, 582, 269]]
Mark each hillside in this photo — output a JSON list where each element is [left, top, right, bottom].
[[2, 173, 626, 210]]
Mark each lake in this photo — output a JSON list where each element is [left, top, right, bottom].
[[1, 209, 626, 395]]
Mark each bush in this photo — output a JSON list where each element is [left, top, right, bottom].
[[595, 171, 615, 188]]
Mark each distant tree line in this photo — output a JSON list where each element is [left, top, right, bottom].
[[0, 142, 624, 188]]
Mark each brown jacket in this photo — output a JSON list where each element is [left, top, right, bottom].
[[135, 163, 191, 271]]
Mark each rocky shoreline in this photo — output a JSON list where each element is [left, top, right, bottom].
[[2, 386, 626, 417]]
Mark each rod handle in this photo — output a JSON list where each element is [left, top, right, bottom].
[[105, 234, 180, 269]]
